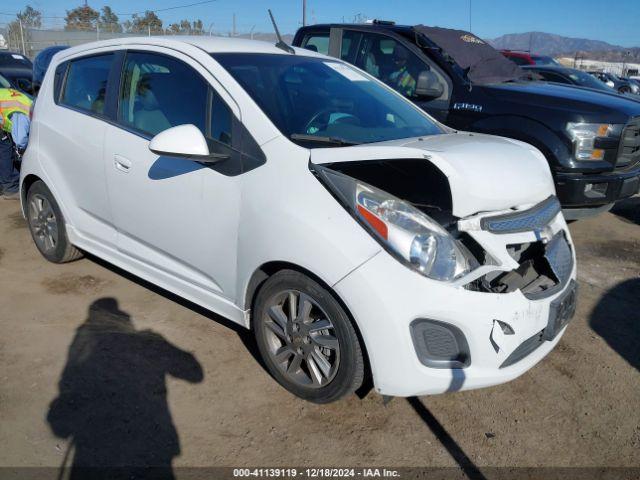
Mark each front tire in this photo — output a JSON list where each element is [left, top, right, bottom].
[[253, 270, 364, 403], [26, 180, 83, 263]]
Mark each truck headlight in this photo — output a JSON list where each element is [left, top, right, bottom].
[[566, 122, 623, 161], [314, 165, 472, 281]]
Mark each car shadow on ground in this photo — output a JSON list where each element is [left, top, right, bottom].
[[610, 197, 640, 225], [85, 253, 264, 368], [47, 297, 204, 480], [589, 278, 640, 372]]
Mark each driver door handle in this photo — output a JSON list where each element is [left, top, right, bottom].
[[114, 154, 132, 173]]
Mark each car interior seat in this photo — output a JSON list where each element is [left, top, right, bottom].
[[132, 73, 171, 135]]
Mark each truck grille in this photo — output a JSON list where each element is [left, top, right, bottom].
[[617, 117, 640, 169]]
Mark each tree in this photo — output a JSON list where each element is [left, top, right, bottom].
[[65, 5, 99, 31], [167, 19, 204, 35], [17, 5, 42, 28], [6, 5, 42, 55], [124, 11, 163, 34], [99, 6, 122, 33]]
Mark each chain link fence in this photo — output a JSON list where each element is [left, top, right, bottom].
[[0, 25, 282, 60]]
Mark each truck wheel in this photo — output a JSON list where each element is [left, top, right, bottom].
[[253, 270, 364, 403], [26, 180, 83, 263]]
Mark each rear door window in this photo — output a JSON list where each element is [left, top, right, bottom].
[[506, 55, 530, 66], [340, 31, 362, 62], [539, 71, 570, 84], [352, 32, 435, 99], [300, 34, 329, 55], [60, 54, 114, 116], [118, 51, 208, 137]]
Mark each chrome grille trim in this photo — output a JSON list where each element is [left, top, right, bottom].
[[480, 196, 561, 234]]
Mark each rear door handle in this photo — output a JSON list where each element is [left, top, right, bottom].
[[114, 154, 132, 173]]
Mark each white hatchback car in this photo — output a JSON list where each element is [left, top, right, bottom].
[[21, 37, 577, 403]]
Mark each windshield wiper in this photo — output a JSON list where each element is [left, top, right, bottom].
[[290, 134, 361, 146]]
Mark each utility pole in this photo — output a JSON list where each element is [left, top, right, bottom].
[[468, 0, 471, 32], [19, 18, 26, 56], [303, 0, 307, 27], [232, 13, 236, 36]]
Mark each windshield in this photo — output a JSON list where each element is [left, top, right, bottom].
[[212, 53, 443, 147], [567, 70, 614, 92], [532, 56, 558, 66]]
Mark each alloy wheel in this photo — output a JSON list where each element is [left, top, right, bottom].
[[262, 290, 340, 388], [28, 194, 59, 254]]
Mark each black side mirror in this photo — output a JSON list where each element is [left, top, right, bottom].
[[415, 70, 444, 99]]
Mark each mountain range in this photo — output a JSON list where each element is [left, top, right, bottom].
[[489, 32, 640, 62]]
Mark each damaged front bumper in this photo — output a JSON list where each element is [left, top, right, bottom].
[[333, 197, 577, 397]]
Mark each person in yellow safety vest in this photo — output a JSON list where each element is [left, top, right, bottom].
[[388, 44, 417, 98], [0, 88, 32, 200]]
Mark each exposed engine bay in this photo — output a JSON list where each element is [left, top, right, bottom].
[[321, 158, 573, 299]]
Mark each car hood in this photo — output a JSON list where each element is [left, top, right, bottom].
[[310, 132, 555, 218], [484, 81, 640, 118]]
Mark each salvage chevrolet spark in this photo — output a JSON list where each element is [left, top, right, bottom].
[[20, 37, 577, 403]]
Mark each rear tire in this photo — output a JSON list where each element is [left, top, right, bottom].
[[253, 270, 364, 403], [26, 180, 83, 263]]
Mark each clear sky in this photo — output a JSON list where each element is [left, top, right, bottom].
[[1, 0, 639, 46]]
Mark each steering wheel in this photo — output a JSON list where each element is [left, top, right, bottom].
[[304, 108, 360, 134]]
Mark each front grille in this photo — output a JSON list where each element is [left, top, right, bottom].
[[544, 232, 573, 287], [472, 231, 574, 299], [617, 117, 640, 169], [480, 196, 561, 234]]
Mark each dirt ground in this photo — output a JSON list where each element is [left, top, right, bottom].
[[0, 197, 638, 476]]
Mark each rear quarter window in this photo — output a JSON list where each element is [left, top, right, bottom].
[[507, 56, 531, 66], [301, 34, 329, 55]]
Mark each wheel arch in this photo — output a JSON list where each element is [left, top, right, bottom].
[[20, 174, 43, 216], [244, 261, 373, 392]]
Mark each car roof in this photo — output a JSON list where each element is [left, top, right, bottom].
[[298, 23, 414, 35], [501, 50, 533, 57], [55, 36, 326, 59], [0, 50, 30, 57], [0, 51, 33, 64], [522, 65, 574, 72]]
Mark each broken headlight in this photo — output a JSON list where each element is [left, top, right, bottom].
[[315, 165, 472, 281]]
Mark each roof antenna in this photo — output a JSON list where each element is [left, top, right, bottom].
[[268, 9, 295, 54]]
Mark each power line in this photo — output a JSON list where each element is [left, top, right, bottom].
[[116, 0, 218, 16]]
